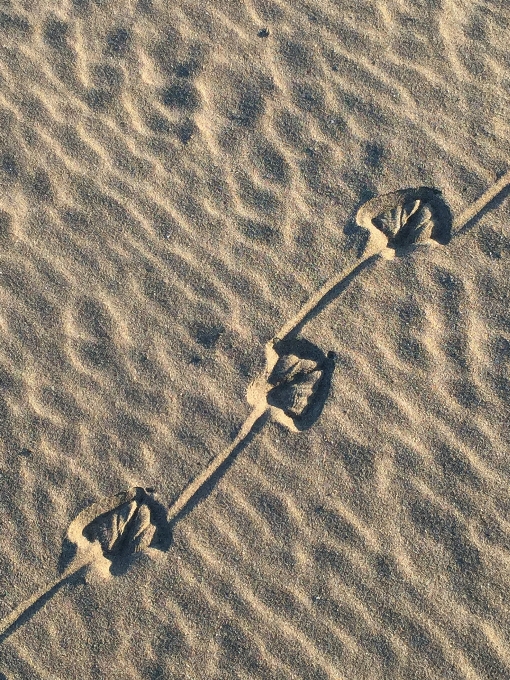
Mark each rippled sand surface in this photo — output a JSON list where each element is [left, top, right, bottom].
[[0, 1, 509, 678]]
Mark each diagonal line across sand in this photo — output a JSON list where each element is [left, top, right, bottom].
[[453, 169, 510, 235]]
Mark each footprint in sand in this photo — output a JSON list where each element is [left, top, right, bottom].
[[356, 186, 452, 248], [75, 487, 159, 561], [250, 338, 335, 432], [267, 352, 324, 419], [0, 488, 169, 642]]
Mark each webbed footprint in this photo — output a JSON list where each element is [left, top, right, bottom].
[[267, 353, 325, 419], [81, 496, 155, 558], [356, 187, 452, 248], [259, 339, 335, 432], [70, 487, 158, 562], [0, 487, 166, 642]]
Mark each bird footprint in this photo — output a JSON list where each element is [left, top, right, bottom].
[[266, 353, 325, 419], [356, 187, 452, 248], [79, 488, 157, 559]]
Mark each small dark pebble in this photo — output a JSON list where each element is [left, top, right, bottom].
[[20, 448, 32, 457], [257, 28, 270, 38]]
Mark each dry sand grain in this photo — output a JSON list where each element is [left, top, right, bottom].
[[0, 0, 509, 678]]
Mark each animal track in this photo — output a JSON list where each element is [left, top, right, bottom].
[[355, 187, 452, 247], [0, 488, 167, 642], [77, 487, 158, 560], [2, 175, 509, 645], [248, 338, 335, 432], [267, 353, 324, 418]]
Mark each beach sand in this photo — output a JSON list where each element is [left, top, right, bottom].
[[0, 0, 509, 678]]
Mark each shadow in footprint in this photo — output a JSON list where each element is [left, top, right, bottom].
[[266, 338, 335, 431], [75, 487, 172, 575]]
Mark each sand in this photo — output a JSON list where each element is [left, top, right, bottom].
[[0, 0, 509, 678]]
